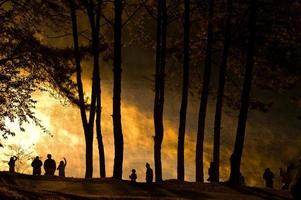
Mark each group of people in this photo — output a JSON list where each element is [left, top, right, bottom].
[[129, 162, 153, 183], [8, 154, 67, 177], [263, 158, 301, 200], [8, 154, 301, 199]]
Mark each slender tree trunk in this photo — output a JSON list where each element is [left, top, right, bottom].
[[96, 84, 106, 178], [154, 0, 166, 182], [87, 0, 106, 179], [69, 0, 93, 178], [229, 0, 257, 185], [86, 0, 99, 130], [153, 1, 162, 182], [177, 0, 190, 181], [212, 0, 232, 183], [86, 0, 107, 179], [196, 0, 214, 183], [112, 0, 123, 179], [84, 133, 93, 178]]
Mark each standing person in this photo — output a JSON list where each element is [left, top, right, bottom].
[[280, 167, 293, 190], [57, 158, 67, 177], [44, 154, 56, 175], [263, 168, 275, 188], [129, 169, 137, 183], [145, 163, 153, 184], [31, 156, 43, 176], [207, 162, 214, 182], [291, 157, 301, 200], [8, 156, 18, 173]]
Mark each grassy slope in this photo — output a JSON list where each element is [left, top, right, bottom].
[[0, 172, 293, 200]]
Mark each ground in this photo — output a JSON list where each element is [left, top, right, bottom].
[[0, 172, 293, 200]]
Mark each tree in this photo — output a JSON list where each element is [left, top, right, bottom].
[[69, 0, 91, 178], [0, 0, 76, 146], [2, 144, 35, 173], [96, 78, 106, 178], [153, 0, 167, 182], [212, 0, 232, 183], [177, 0, 190, 181], [112, 0, 124, 179], [229, 0, 257, 184], [69, 0, 105, 178], [195, 0, 214, 182], [85, 0, 106, 179]]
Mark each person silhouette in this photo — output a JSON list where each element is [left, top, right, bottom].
[[57, 158, 67, 177], [8, 156, 18, 173], [207, 162, 214, 182], [280, 167, 292, 190], [31, 156, 43, 176], [129, 169, 137, 182], [291, 157, 301, 200], [145, 163, 153, 183], [263, 168, 274, 188], [44, 154, 56, 175]]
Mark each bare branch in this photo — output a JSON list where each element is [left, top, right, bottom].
[[122, 3, 143, 27], [140, 0, 157, 21]]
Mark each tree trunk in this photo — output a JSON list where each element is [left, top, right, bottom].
[[85, 132, 93, 178], [85, 0, 107, 179], [177, 0, 190, 181], [112, 0, 124, 180], [86, 0, 100, 130], [154, 0, 166, 182], [212, 0, 232, 183], [88, 0, 106, 179], [196, 0, 214, 183], [69, 0, 93, 178], [97, 85, 106, 178], [229, 0, 257, 185]]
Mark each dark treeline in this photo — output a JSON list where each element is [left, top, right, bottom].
[[0, 0, 300, 184]]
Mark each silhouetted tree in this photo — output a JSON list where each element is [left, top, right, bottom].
[[112, 0, 124, 179], [212, 0, 232, 183], [91, 0, 142, 179], [69, 0, 93, 178], [85, 0, 106, 179], [97, 82, 106, 178], [196, 0, 214, 182], [2, 144, 35, 173], [0, 0, 76, 146], [177, 0, 190, 181], [154, 0, 167, 182], [229, 0, 257, 185], [69, 0, 106, 178]]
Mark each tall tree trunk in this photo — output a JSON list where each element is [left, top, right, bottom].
[[212, 0, 232, 183], [87, 0, 106, 179], [96, 83, 106, 178], [86, 0, 107, 179], [154, 0, 166, 182], [177, 0, 190, 181], [195, 0, 214, 183], [69, 0, 93, 178], [112, 0, 124, 180], [229, 0, 257, 185]]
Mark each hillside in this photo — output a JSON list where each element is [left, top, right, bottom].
[[0, 172, 293, 200]]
